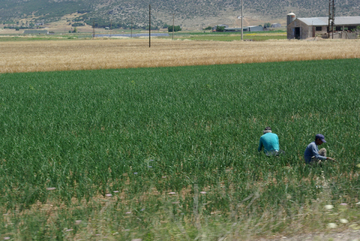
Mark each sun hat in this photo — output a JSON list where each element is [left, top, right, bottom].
[[315, 134, 326, 143]]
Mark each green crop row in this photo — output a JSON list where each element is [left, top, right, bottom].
[[0, 59, 359, 239], [178, 35, 287, 41]]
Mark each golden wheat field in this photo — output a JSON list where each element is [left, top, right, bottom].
[[0, 38, 359, 73]]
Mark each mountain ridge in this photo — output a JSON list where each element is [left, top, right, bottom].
[[0, 0, 359, 30]]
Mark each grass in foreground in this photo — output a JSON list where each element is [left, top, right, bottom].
[[0, 59, 360, 240]]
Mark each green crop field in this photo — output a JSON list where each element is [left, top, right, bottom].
[[0, 59, 360, 240], [178, 34, 287, 41]]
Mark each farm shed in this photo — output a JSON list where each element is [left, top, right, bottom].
[[24, 30, 49, 35], [224, 26, 264, 32], [224, 27, 242, 32], [287, 16, 360, 39], [271, 23, 281, 28], [243, 26, 264, 32]]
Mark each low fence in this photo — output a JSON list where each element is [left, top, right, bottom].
[[318, 32, 359, 39]]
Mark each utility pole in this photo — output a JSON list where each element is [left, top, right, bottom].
[[332, 0, 335, 39], [149, 4, 151, 48], [172, 13, 175, 40], [241, 0, 243, 41], [92, 20, 95, 39], [328, 0, 335, 39], [131, 16, 133, 38], [328, 0, 330, 38], [110, 19, 112, 38]]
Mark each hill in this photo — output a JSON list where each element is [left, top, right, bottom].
[[0, 0, 359, 30]]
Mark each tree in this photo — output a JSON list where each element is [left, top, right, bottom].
[[264, 23, 271, 28], [216, 26, 225, 32], [144, 25, 159, 30], [203, 26, 212, 30], [168, 25, 181, 32]]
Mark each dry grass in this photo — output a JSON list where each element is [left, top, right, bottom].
[[0, 39, 359, 73]]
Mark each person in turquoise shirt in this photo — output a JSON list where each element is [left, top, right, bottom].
[[258, 127, 280, 156]]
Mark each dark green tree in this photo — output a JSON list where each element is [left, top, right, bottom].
[[216, 26, 225, 32], [168, 25, 182, 32]]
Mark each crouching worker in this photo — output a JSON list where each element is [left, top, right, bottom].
[[258, 127, 281, 156], [304, 134, 335, 164]]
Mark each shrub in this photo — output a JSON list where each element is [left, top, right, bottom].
[[168, 25, 182, 32], [72, 23, 85, 27]]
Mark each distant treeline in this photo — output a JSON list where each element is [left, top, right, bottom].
[[3, 26, 30, 29], [71, 23, 85, 27], [84, 19, 159, 30]]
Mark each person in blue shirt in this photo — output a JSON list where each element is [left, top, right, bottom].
[[304, 134, 335, 164], [258, 127, 280, 156]]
